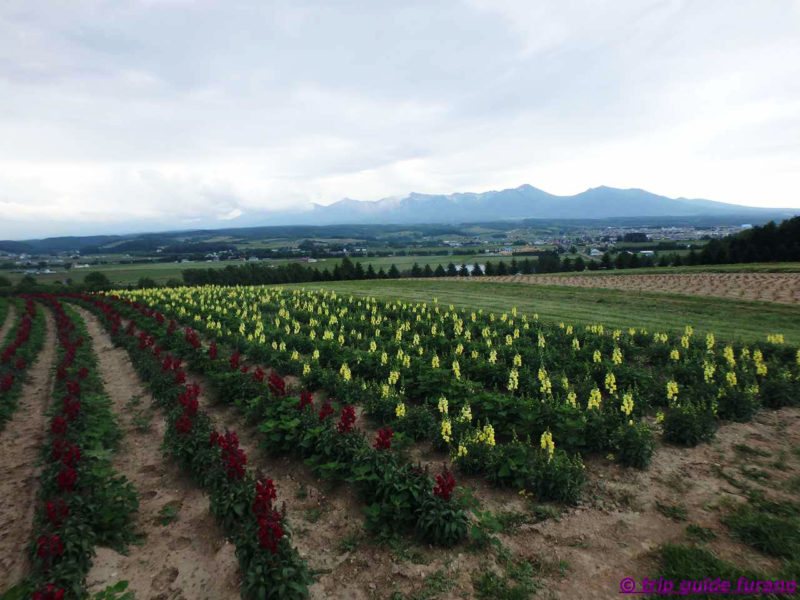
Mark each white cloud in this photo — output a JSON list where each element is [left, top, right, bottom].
[[0, 0, 798, 238]]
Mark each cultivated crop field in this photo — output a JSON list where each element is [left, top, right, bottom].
[[475, 272, 800, 305], [1, 285, 799, 599]]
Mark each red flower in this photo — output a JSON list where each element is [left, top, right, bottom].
[[184, 328, 201, 349], [174, 371, 187, 385], [167, 320, 178, 334], [296, 389, 313, 410], [57, 466, 78, 491], [66, 380, 80, 397], [56, 365, 67, 380], [336, 405, 356, 434], [46, 500, 69, 527], [252, 367, 265, 382], [62, 397, 81, 421], [433, 469, 456, 501], [0, 374, 13, 393], [229, 351, 241, 371], [208, 343, 218, 360], [210, 430, 247, 480], [318, 401, 334, 421], [374, 427, 393, 450], [51, 416, 67, 435], [268, 373, 286, 397], [77, 367, 89, 379], [253, 479, 277, 517], [15, 358, 25, 371], [37, 534, 64, 559], [32, 584, 64, 600], [51, 440, 80, 467], [162, 355, 173, 371], [175, 414, 193, 435], [240, 364, 249, 375], [257, 511, 285, 554]]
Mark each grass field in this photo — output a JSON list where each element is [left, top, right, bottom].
[[280, 279, 800, 344], [3, 254, 518, 286]]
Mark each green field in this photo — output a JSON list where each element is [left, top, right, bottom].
[[280, 279, 800, 344], [3, 254, 518, 286]]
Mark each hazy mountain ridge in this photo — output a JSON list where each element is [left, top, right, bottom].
[[1, 185, 796, 251], [307, 184, 795, 224]]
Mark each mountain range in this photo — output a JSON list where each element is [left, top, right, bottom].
[[301, 185, 796, 224], [1, 185, 797, 251]]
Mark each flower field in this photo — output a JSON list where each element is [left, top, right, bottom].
[[102, 285, 799, 481], [0, 285, 798, 598]]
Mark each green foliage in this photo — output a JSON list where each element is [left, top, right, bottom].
[[655, 500, 689, 522], [613, 421, 655, 469], [724, 503, 800, 558], [663, 403, 717, 446], [686, 523, 717, 543], [158, 503, 180, 526], [414, 495, 469, 547]]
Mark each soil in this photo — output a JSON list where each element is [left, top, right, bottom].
[[0, 308, 57, 589], [450, 273, 800, 305], [0, 302, 17, 342], [75, 306, 241, 600]]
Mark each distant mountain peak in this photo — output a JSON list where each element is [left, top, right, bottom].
[[303, 184, 796, 225]]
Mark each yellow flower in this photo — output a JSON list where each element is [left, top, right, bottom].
[[431, 354, 440, 369], [726, 371, 737, 387], [723, 346, 735, 367], [458, 404, 472, 422], [706, 332, 715, 351], [488, 350, 497, 364], [593, 350, 602, 363], [513, 353, 522, 367], [302, 363, 311, 376], [508, 368, 520, 391], [538, 333, 546, 348], [452, 360, 461, 380], [604, 371, 617, 395], [670, 349, 680, 361], [567, 391, 577, 408], [540, 430, 555, 462], [612, 347, 623, 365], [666, 380, 679, 403], [395, 402, 406, 418], [440, 418, 452, 443], [621, 392, 634, 416], [753, 350, 767, 376], [339, 362, 351, 381], [655, 410, 665, 424], [438, 396, 449, 414], [572, 338, 580, 351], [457, 444, 468, 458], [587, 388, 602, 410]]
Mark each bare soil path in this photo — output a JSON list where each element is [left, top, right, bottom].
[[0, 302, 17, 343], [0, 307, 56, 589], [74, 306, 241, 600]]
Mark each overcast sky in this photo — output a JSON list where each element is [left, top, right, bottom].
[[1, 0, 799, 239]]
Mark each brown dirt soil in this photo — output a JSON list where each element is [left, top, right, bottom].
[[454, 273, 800, 305], [501, 407, 800, 599], [112, 312, 800, 599], [75, 306, 241, 600], [0, 307, 56, 589], [0, 302, 17, 342]]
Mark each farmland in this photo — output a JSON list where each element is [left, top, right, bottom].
[[281, 279, 800, 344], [0, 283, 799, 599], [475, 272, 800, 305]]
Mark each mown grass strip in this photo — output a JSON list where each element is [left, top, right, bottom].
[[279, 280, 800, 344]]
